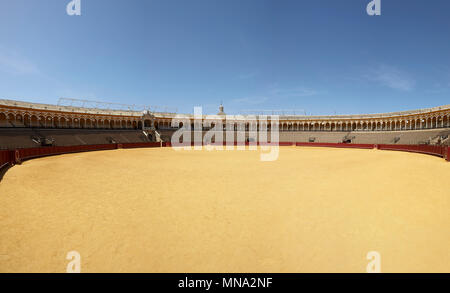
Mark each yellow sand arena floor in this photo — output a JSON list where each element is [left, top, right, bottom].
[[0, 147, 449, 273]]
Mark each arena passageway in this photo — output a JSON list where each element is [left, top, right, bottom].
[[0, 147, 449, 273]]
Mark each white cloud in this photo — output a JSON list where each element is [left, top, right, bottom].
[[232, 96, 269, 105], [270, 86, 319, 98], [0, 47, 40, 76], [367, 64, 415, 91], [232, 85, 319, 105], [237, 72, 258, 80]]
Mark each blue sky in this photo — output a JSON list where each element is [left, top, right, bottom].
[[0, 0, 449, 114]]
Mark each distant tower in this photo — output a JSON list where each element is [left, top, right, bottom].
[[218, 103, 225, 115]]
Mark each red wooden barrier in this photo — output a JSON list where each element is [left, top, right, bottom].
[[377, 144, 445, 158], [1, 141, 448, 176], [277, 142, 295, 146], [296, 142, 375, 149], [14, 142, 163, 164], [0, 150, 13, 170], [167, 142, 293, 147], [16, 144, 117, 162], [122, 142, 162, 149]]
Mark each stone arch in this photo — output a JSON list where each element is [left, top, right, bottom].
[[23, 114, 30, 127], [400, 120, 405, 130], [437, 116, 443, 128], [60, 117, 67, 128], [64, 117, 70, 128], [7, 113, 15, 127], [45, 116, 53, 128], [37, 116, 45, 128], [0, 112, 7, 127], [15, 113, 25, 127], [53, 117, 60, 128], [30, 115, 38, 127], [416, 118, 421, 129], [394, 121, 400, 130], [405, 120, 410, 130]]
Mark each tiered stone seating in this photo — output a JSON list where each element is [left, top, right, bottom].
[[0, 129, 152, 150], [1, 127, 449, 150], [351, 129, 450, 145], [0, 129, 39, 149]]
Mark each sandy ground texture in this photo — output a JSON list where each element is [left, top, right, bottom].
[[0, 146, 449, 273]]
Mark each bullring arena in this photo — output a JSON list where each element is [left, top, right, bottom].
[[0, 99, 449, 273]]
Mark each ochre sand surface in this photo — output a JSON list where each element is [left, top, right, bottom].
[[0, 147, 449, 273]]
